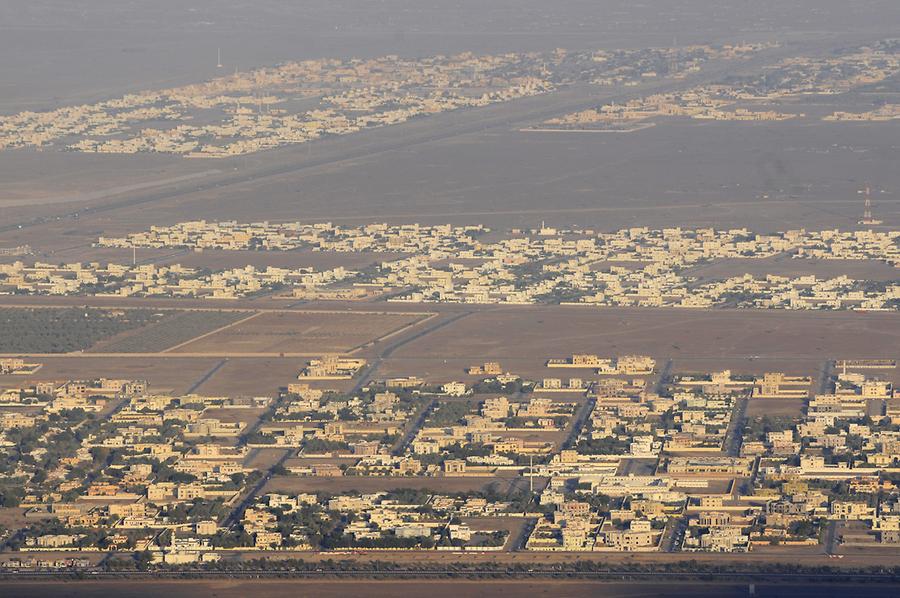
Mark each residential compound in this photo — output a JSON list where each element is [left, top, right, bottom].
[[824, 104, 900, 122], [0, 260, 353, 300], [539, 89, 797, 131], [537, 39, 900, 131], [0, 44, 763, 159], [73, 221, 900, 310], [1, 354, 898, 565], [0, 359, 42, 375]]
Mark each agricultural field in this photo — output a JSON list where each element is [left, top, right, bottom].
[[0, 307, 162, 353], [90, 309, 252, 353]]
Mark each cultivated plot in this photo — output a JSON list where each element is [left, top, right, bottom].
[[90, 309, 253, 353]]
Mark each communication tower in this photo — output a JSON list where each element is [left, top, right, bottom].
[[858, 185, 882, 225]]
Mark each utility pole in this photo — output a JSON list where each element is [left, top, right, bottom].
[[859, 184, 882, 225]]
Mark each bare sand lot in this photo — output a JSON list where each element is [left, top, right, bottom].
[[385, 307, 900, 366], [0, 349, 359, 400], [745, 398, 808, 418], [172, 310, 430, 355], [2, 304, 894, 400], [0, 150, 202, 208], [182, 357, 309, 396], [465, 516, 527, 535], [244, 448, 292, 471], [263, 474, 535, 496], [670, 357, 824, 379], [683, 256, 900, 282], [0, 356, 222, 396], [201, 407, 267, 426], [0, 507, 27, 531], [485, 428, 568, 447], [8, 114, 898, 246], [0, 247, 181, 266], [374, 356, 594, 385]]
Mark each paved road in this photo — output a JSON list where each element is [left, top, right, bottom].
[[823, 521, 839, 556], [223, 449, 291, 529], [655, 358, 674, 394], [392, 398, 436, 456], [562, 397, 596, 450], [184, 358, 228, 394], [349, 310, 474, 394], [818, 359, 834, 394], [222, 393, 294, 528], [509, 517, 538, 551], [662, 518, 687, 553], [724, 397, 749, 457]]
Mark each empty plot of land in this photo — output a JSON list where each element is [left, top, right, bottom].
[[671, 357, 822, 379], [387, 307, 900, 365], [172, 310, 429, 355], [0, 355, 221, 395], [202, 407, 267, 426], [91, 310, 253, 353], [244, 448, 292, 470], [5, 246, 181, 265], [683, 256, 900, 282], [182, 357, 329, 397], [745, 398, 807, 418], [377, 356, 562, 385], [0, 507, 28, 531]]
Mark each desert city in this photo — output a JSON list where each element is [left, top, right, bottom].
[[0, 2, 899, 597]]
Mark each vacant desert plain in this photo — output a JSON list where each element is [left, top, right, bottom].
[[1, 302, 897, 398]]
